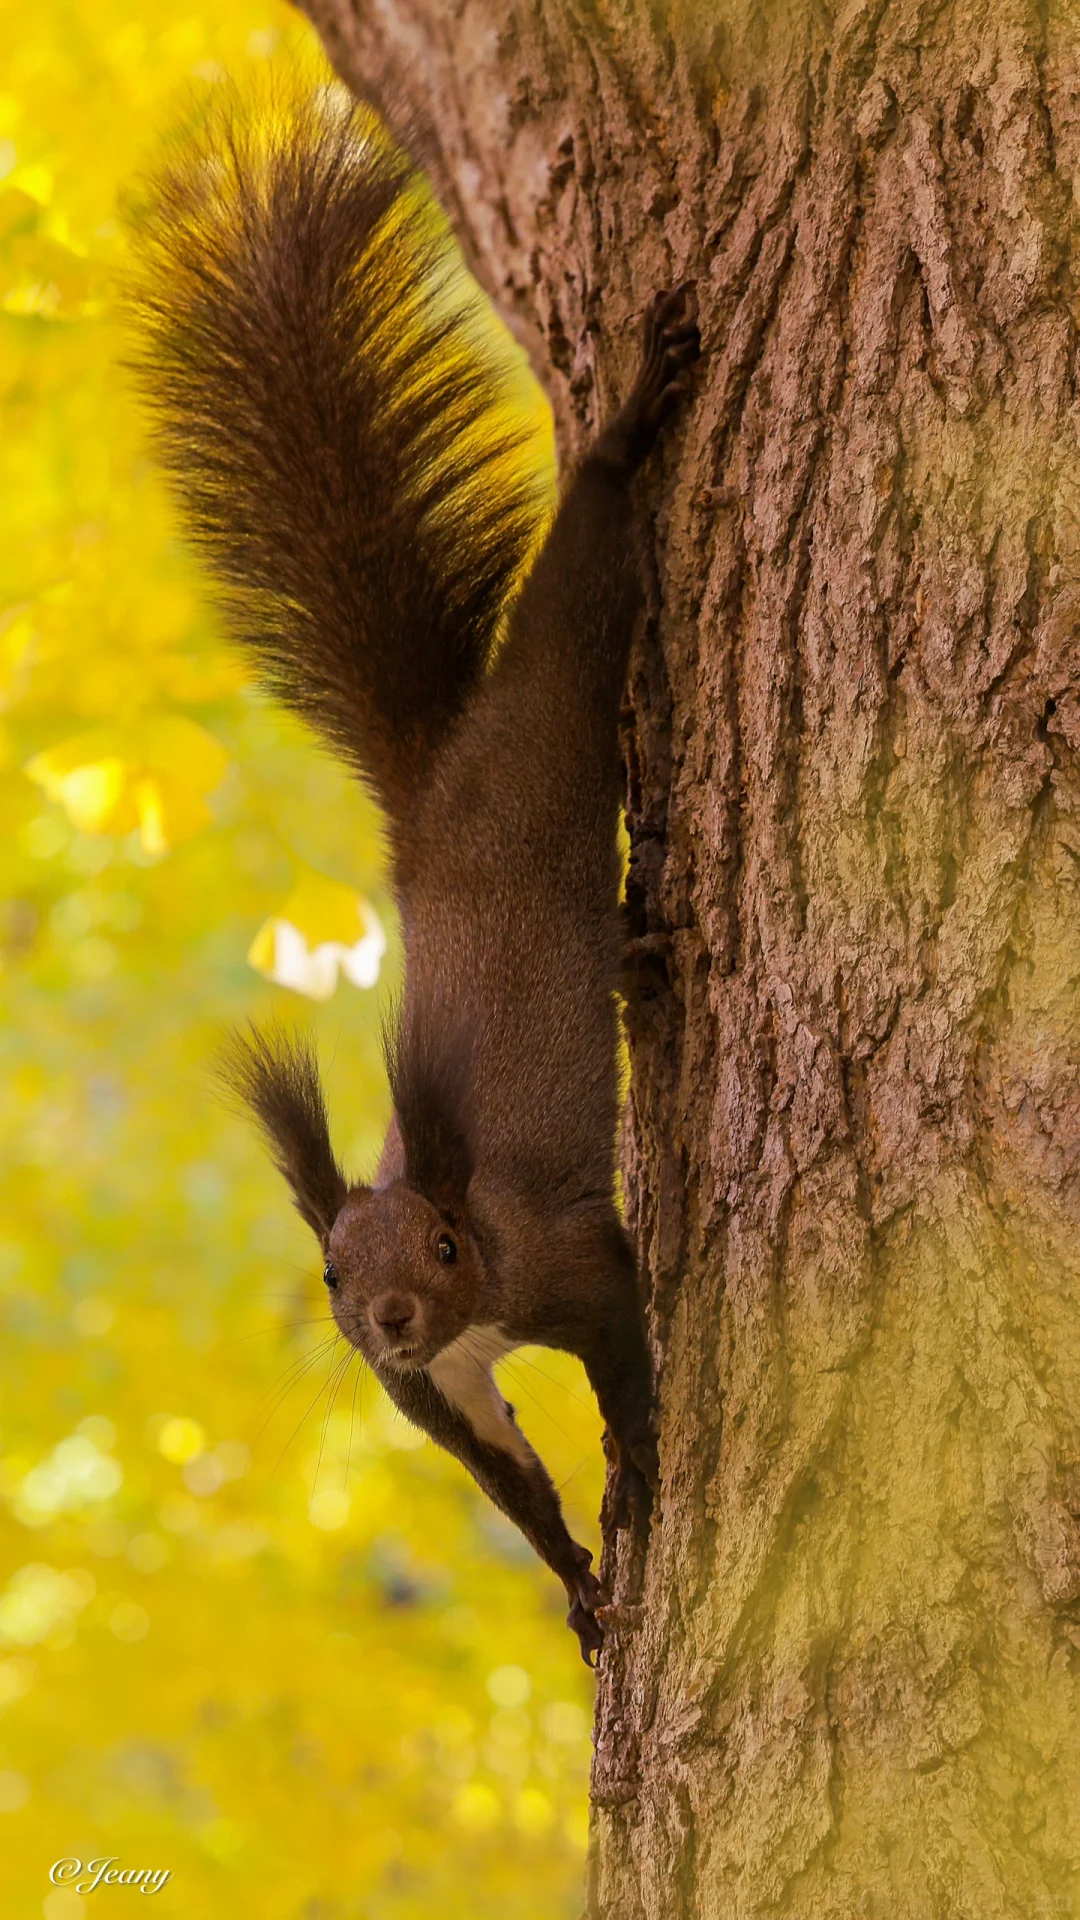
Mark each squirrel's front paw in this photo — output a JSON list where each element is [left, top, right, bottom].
[[565, 1553, 604, 1666]]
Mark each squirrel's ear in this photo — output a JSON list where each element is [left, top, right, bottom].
[[401, 1110, 473, 1225], [384, 1017, 473, 1223], [217, 1025, 347, 1249]]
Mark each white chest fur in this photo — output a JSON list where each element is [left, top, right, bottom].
[[427, 1326, 535, 1468]]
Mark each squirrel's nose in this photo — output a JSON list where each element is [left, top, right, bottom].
[[371, 1292, 417, 1339]]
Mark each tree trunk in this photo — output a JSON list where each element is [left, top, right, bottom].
[[300, 1, 1080, 1912]]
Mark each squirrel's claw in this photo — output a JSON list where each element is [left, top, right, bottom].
[[642, 281, 697, 339], [566, 1560, 605, 1665]]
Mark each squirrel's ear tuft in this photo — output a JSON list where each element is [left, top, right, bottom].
[[384, 1015, 473, 1223], [217, 1025, 348, 1248]]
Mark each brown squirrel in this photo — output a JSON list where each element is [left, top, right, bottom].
[[130, 87, 700, 1662]]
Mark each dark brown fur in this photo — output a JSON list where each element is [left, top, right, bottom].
[[129, 86, 699, 1661]]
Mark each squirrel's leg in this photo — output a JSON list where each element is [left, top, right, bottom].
[[586, 1328, 659, 1531], [575, 1230, 660, 1531], [546, 1207, 658, 1529], [490, 285, 701, 742], [377, 1362, 604, 1664]]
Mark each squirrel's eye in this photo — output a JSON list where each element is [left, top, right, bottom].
[[436, 1233, 457, 1265], [323, 1258, 339, 1290]]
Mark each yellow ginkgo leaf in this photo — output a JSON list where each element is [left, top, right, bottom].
[[25, 715, 228, 852], [247, 868, 386, 1000], [34, 756, 126, 831], [278, 869, 380, 947]]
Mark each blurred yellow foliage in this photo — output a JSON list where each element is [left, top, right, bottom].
[[0, 2, 596, 1916], [27, 716, 229, 851]]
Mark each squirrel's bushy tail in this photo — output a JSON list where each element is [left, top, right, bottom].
[[127, 82, 551, 851]]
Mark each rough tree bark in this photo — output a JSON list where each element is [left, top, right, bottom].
[[300, 2, 1080, 1913]]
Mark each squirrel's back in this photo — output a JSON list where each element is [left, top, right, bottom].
[[127, 83, 551, 865]]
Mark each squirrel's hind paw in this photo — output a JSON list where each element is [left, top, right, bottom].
[[609, 1436, 659, 1532], [636, 284, 702, 442], [595, 283, 701, 472]]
